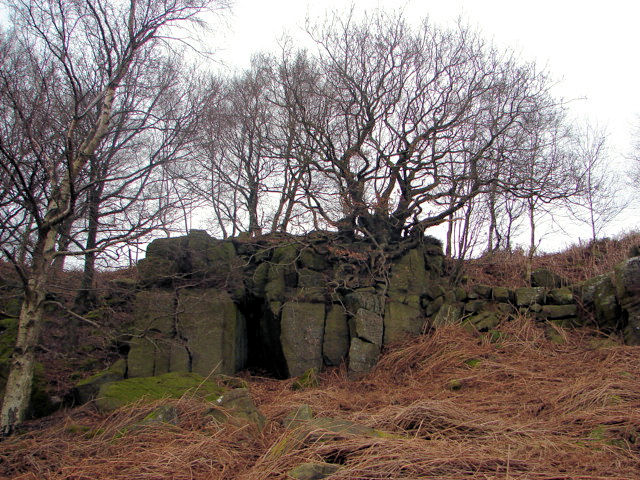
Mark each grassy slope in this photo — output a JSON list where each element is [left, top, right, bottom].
[[1, 317, 638, 479]]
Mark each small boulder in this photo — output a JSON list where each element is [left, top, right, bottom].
[[74, 358, 127, 404], [515, 287, 546, 307], [95, 372, 224, 412], [288, 462, 340, 480], [547, 288, 574, 305], [531, 268, 566, 288]]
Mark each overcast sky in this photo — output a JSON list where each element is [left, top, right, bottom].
[[210, 0, 639, 250], [215, 0, 639, 156]]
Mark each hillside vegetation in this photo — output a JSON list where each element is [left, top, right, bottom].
[[1, 316, 638, 479], [1, 234, 639, 479]]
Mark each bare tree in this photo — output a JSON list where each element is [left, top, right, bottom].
[[568, 123, 625, 244], [0, 0, 226, 435], [277, 12, 565, 246]]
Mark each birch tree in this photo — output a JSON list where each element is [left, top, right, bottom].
[[0, 0, 226, 436]]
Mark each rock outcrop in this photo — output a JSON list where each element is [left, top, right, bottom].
[[126, 230, 446, 379], [99, 229, 640, 390]]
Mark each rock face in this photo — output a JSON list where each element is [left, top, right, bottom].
[[120, 230, 640, 385], [125, 231, 447, 378], [614, 257, 640, 344]]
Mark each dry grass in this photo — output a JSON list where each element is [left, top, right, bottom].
[[463, 231, 640, 287], [1, 316, 638, 480]]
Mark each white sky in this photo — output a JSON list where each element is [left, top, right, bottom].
[[210, 0, 640, 251]]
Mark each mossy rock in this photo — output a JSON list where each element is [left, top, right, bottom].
[[425, 295, 444, 316], [547, 288, 574, 305], [423, 284, 445, 301], [297, 269, 325, 288], [128, 290, 175, 378], [531, 268, 566, 288], [288, 462, 340, 480], [322, 304, 349, 367], [472, 284, 492, 299], [210, 387, 266, 429], [344, 289, 384, 315], [348, 337, 380, 374], [431, 302, 463, 327], [177, 288, 247, 376], [464, 299, 486, 314], [280, 302, 325, 377], [614, 257, 640, 345], [140, 405, 180, 426], [579, 274, 620, 331], [466, 311, 500, 331], [540, 304, 578, 319], [349, 308, 383, 346], [291, 368, 319, 391], [96, 372, 225, 412], [388, 248, 428, 296], [74, 358, 127, 404], [273, 412, 397, 458], [298, 248, 329, 271], [515, 287, 547, 307], [383, 301, 423, 345], [492, 287, 512, 303], [283, 404, 314, 428], [249, 262, 270, 296]]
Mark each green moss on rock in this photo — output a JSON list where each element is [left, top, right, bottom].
[[288, 462, 340, 480], [383, 301, 423, 345], [322, 304, 349, 366], [96, 372, 224, 412], [74, 358, 127, 404]]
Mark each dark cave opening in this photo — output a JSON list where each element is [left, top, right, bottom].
[[239, 294, 289, 379]]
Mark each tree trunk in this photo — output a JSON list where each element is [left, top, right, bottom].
[[74, 198, 99, 316], [0, 228, 55, 436], [527, 201, 536, 285], [52, 217, 74, 273]]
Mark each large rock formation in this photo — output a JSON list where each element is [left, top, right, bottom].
[[125, 230, 446, 379], [119, 230, 640, 385]]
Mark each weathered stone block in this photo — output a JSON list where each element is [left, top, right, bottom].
[[96, 372, 224, 412], [473, 284, 492, 299], [128, 290, 175, 378], [424, 283, 445, 301], [540, 304, 578, 319], [547, 288, 574, 305], [531, 268, 566, 288], [349, 308, 383, 345], [425, 295, 444, 316], [298, 248, 329, 271], [74, 359, 127, 404], [383, 301, 424, 344], [388, 248, 427, 295], [515, 287, 546, 307], [614, 257, 640, 345], [492, 287, 512, 303], [466, 311, 500, 331], [464, 299, 486, 314], [322, 304, 349, 366], [344, 289, 383, 315], [297, 269, 325, 288], [280, 302, 325, 377], [177, 289, 247, 376], [288, 462, 340, 480], [348, 338, 379, 374], [431, 302, 462, 327]]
